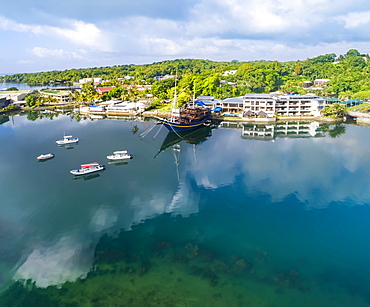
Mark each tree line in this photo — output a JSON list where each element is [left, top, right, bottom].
[[3, 49, 370, 102]]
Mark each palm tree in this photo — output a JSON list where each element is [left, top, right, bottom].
[[321, 103, 347, 118]]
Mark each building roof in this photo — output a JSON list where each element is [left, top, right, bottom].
[[0, 90, 29, 94], [96, 87, 115, 93], [223, 97, 244, 103]]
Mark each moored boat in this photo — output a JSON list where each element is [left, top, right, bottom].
[[70, 162, 105, 175], [107, 150, 132, 160], [154, 104, 211, 132], [56, 135, 79, 145], [37, 153, 55, 160], [154, 77, 211, 132]]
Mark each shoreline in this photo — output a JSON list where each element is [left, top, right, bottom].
[[0, 106, 347, 123]]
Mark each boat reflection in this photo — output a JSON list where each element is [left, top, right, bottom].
[[57, 143, 77, 150], [156, 125, 213, 157], [72, 173, 101, 181], [107, 161, 129, 166]]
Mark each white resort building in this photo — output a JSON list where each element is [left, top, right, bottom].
[[221, 93, 326, 117]]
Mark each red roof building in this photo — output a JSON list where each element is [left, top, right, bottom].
[[96, 86, 115, 95]]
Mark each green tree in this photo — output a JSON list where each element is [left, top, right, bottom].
[[25, 95, 38, 107], [151, 78, 176, 100], [321, 103, 348, 118]]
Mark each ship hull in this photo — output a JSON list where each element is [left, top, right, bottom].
[[155, 115, 211, 132]]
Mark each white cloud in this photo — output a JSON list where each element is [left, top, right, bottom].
[[2, 0, 370, 72], [53, 21, 112, 51], [0, 16, 112, 52], [30, 47, 85, 59], [15, 237, 93, 287], [0, 16, 41, 34], [335, 11, 370, 29], [187, 125, 370, 209]]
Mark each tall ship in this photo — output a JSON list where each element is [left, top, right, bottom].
[[155, 104, 211, 132], [154, 77, 212, 132]]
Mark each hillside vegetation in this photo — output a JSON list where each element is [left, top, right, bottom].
[[2, 49, 370, 100]]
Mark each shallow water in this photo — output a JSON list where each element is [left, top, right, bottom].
[[0, 114, 370, 306]]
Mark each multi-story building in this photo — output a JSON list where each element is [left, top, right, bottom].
[[221, 93, 326, 117], [40, 90, 72, 104]]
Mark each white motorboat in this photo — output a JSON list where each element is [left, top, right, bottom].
[[107, 150, 132, 160], [37, 153, 55, 160], [56, 135, 78, 145], [70, 162, 105, 175]]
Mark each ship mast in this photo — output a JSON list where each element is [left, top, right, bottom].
[[192, 81, 196, 106], [173, 70, 178, 109]]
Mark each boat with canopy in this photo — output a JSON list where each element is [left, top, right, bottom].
[[56, 135, 79, 145], [70, 162, 105, 175]]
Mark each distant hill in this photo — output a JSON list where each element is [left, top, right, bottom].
[[1, 50, 370, 99]]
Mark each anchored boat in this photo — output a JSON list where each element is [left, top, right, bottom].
[[37, 153, 55, 161], [70, 162, 105, 175], [56, 135, 79, 145], [154, 104, 211, 132], [154, 76, 211, 132], [107, 150, 132, 160]]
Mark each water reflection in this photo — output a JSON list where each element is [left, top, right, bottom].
[[1, 114, 370, 306], [0, 116, 9, 125], [156, 125, 213, 156], [107, 161, 129, 166], [72, 173, 102, 181], [219, 120, 347, 140]]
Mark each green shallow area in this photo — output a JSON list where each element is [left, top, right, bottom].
[[1, 215, 369, 307]]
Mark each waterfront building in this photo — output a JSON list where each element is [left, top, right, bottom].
[[39, 90, 72, 104], [0, 90, 29, 104], [195, 96, 222, 109], [221, 97, 244, 116], [220, 93, 326, 117]]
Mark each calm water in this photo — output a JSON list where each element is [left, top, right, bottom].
[[0, 113, 370, 306], [0, 82, 68, 91]]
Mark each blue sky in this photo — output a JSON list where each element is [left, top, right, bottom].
[[1, 0, 370, 73]]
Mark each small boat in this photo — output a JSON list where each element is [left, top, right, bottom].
[[70, 162, 105, 176], [37, 153, 55, 160], [56, 135, 78, 145], [107, 150, 132, 160]]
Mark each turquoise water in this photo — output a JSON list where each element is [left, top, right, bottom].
[[0, 113, 370, 306]]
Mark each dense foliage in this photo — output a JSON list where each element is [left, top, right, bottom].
[[2, 50, 370, 100]]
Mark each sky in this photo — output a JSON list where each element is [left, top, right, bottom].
[[1, 0, 370, 74]]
